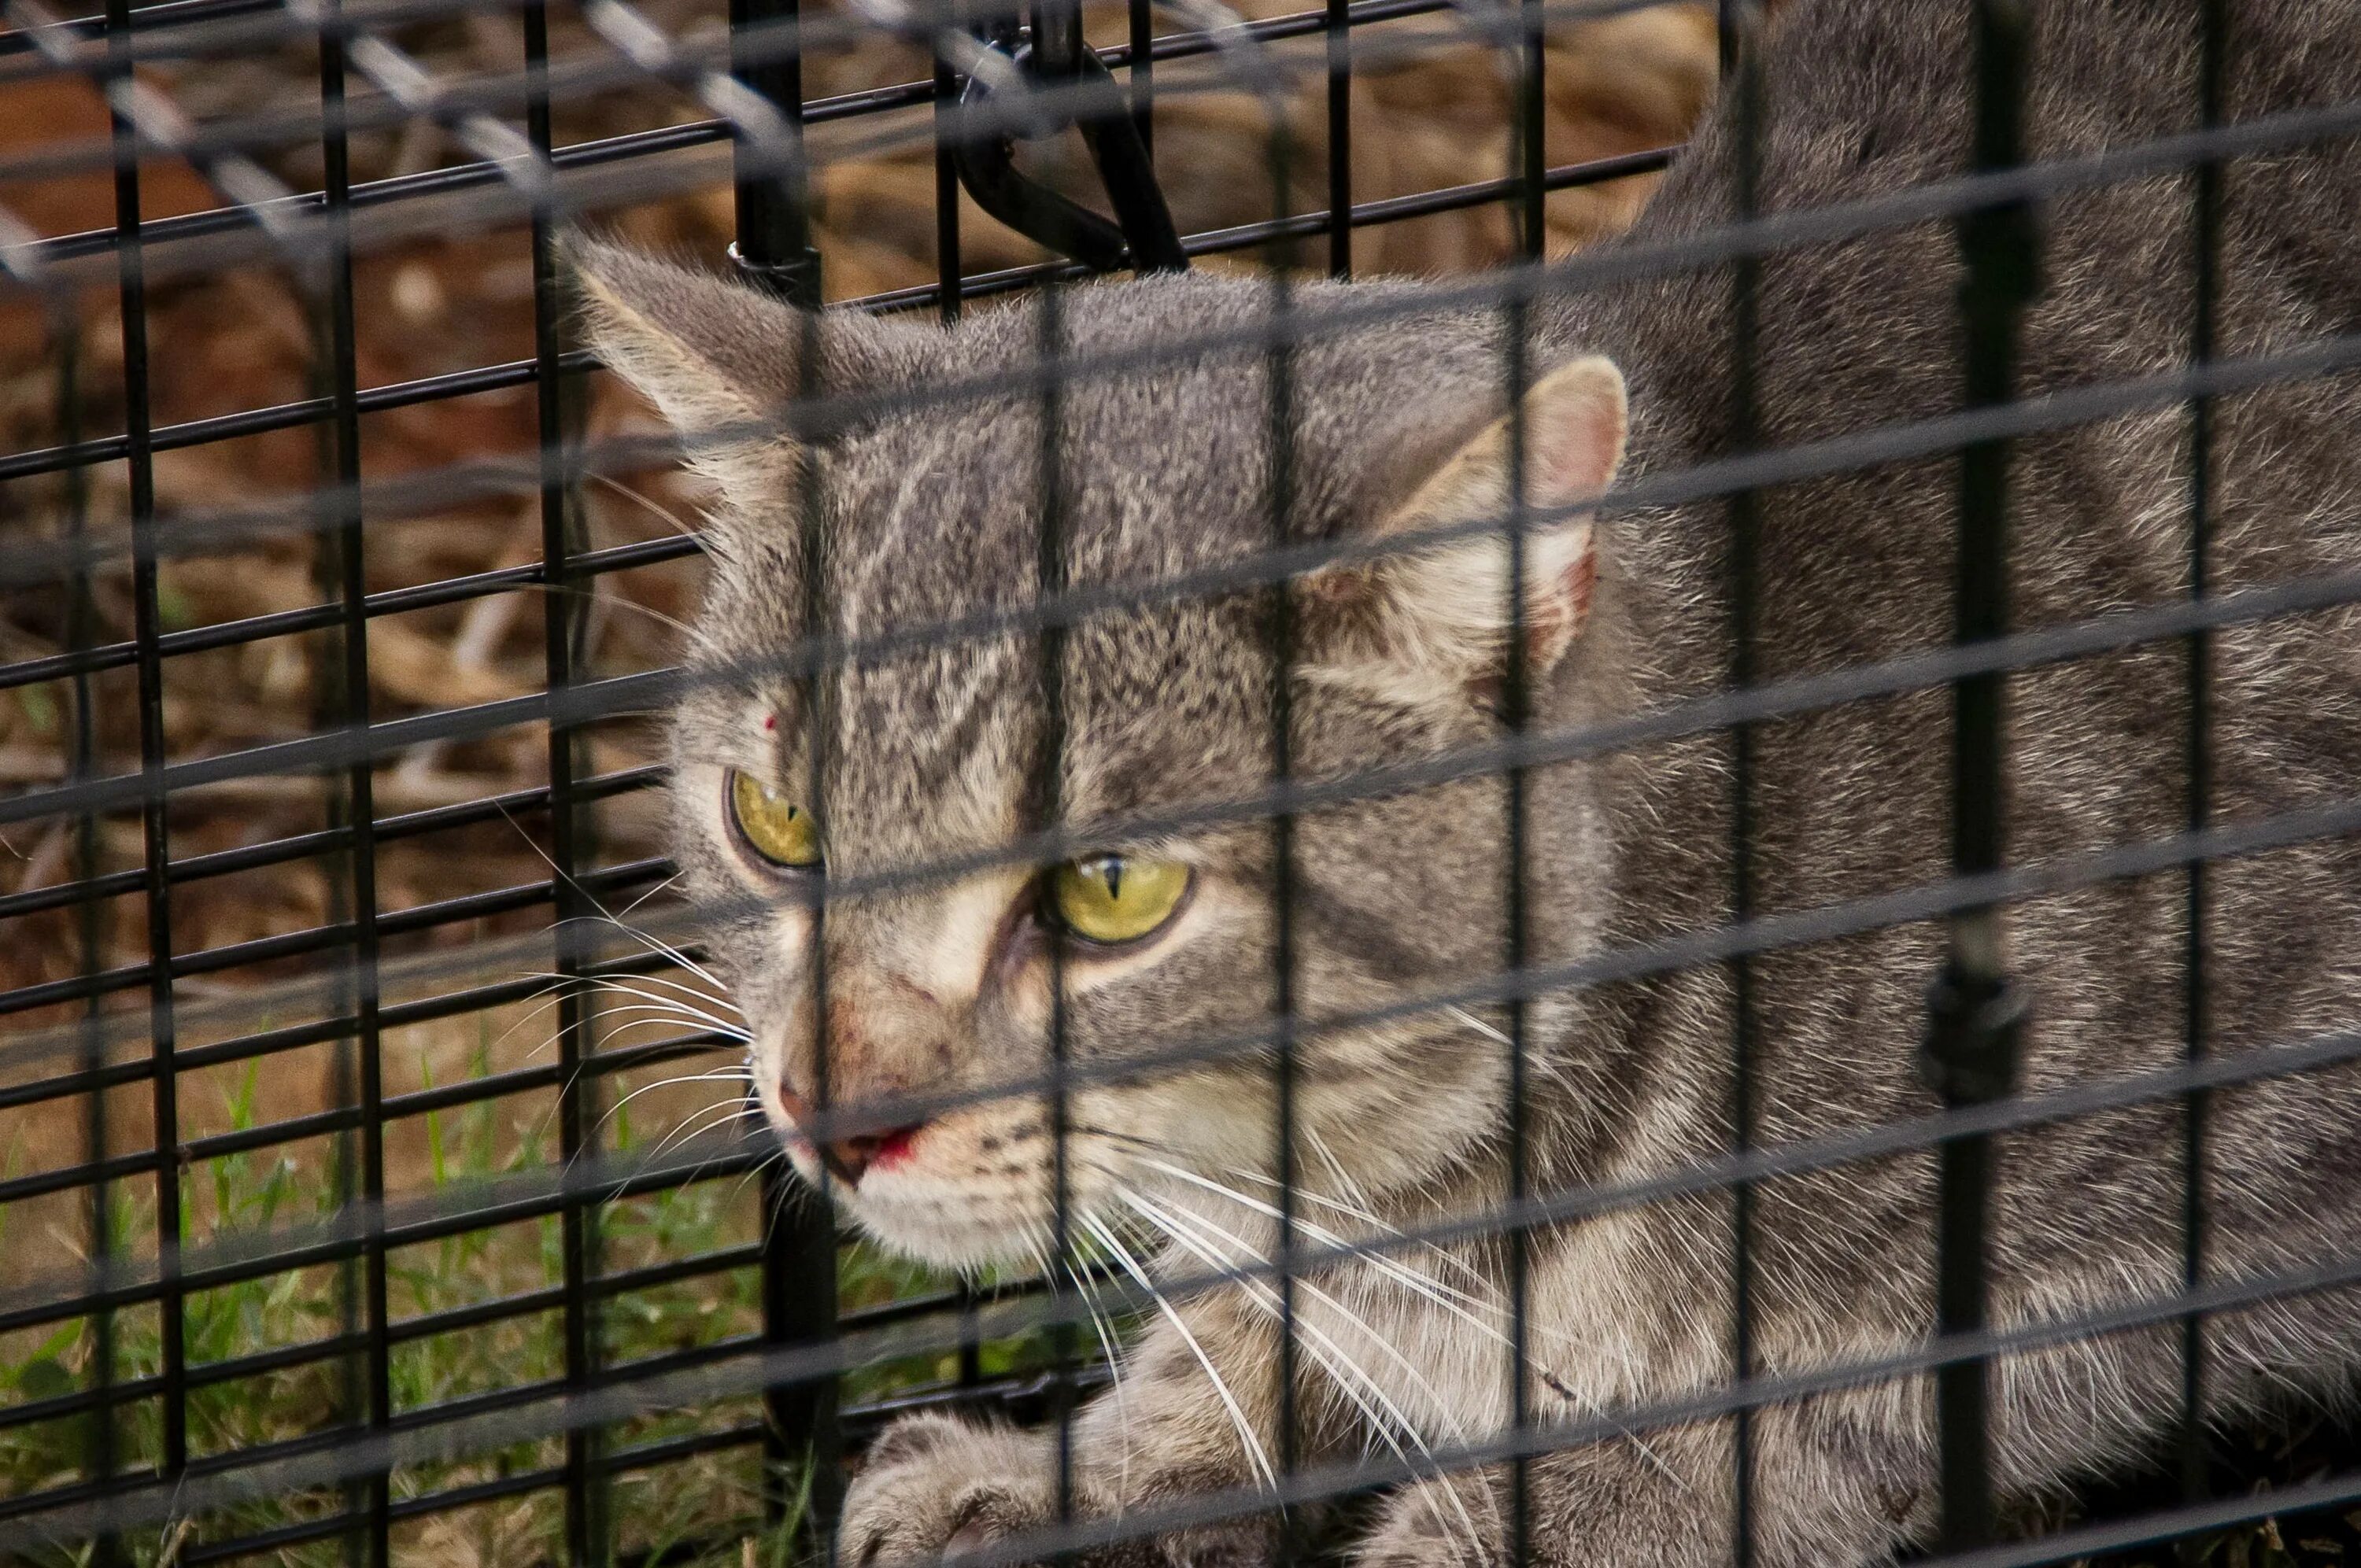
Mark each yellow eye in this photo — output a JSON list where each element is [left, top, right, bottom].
[[1049, 854, 1191, 946], [728, 769, 821, 869]]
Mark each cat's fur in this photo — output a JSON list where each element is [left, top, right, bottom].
[[571, 0, 2361, 1563]]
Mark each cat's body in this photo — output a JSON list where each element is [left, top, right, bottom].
[[574, 1, 2361, 1564]]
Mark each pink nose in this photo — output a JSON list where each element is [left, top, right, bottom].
[[777, 1087, 924, 1187]]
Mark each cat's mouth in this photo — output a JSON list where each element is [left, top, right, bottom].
[[760, 1078, 1105, 1271]]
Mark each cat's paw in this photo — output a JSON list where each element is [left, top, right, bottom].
[[841, 1414, 1064, 1568], [1353, 1475, 1503, 1568]]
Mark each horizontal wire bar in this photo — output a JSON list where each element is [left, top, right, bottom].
[[0, 1237, 771, 1436], [0, 137, 1650, 495], [0, 0, 1499, 231], [10, 1153, 2360, 1555], [0, 1024, 735, 1204], [6, 18, 2350, 319], [0, 348, 591, 486], [0, 763, 663, 924], [20, 76, 2356, 594], [9, 987, 2361, 1434], [848, 143, 1679, 314], [12, 530, 2361, 1108], [167, 1364, 1105, 1566], [0, 946, 696, 1119], [0, 1123, 770, 1334], [0, 855, 669, 1018]]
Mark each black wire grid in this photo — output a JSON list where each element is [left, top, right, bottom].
[[0, 0, 2352, 1562]]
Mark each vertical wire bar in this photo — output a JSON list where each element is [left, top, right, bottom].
[[791, 309, 844, 1551], [727, 0, 841, 1537], [1927, 0, 2040, 1554], [733, 0, 822, 297], [1031, 2, 1083, 1535], [313, 9, 391, 1559], [1515, 0, 1546, 260], [104, 0, 188, 1493], [934, 19, 964, 328], [1129, 0, 1154, 160], [1503, 6, 1549, 1566], [1323, 0, 1350, 277], [1033, 277, 1077, 1540], [933, 0, 982, 1406], [2177, 0, 2225, 1540], [523, 5, 604, 1559], [1261, 87, 1302, 1568], [57, 286, 124, 1568], [1716, 5, 1762, 1566]]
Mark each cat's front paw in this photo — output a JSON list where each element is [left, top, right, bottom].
[[1353, 1474, 1505, 1568], [841, 1413, 1069, 1568]]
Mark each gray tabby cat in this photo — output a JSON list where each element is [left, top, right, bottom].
[[570, 0, 2361, 1562]]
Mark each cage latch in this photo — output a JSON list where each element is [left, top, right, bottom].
[[946, 32, 1191, 275]]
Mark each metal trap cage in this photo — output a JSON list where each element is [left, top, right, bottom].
[[0, 0, 2358, 1564]]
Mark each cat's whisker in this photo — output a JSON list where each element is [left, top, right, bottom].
[[585, 1003, 747, 1045], [1129, 1190, 1476, 1444], [1059, 1253, 1138, 1507], [617, 871, 685, 921], [566, 969, 745, 1024], [508, 963, 746, 1034], [1132, 1157, 1500, 1325], [1117, 1192, 1486, 1567], [1127, 1191, 1499, 1568], [1302, 1127, 1373, 1214], [592, 1067, 757, 1144], [576, 965, 744, 1019], [1145, 1159, 1679, 1484], [1073, 1210, 1279, 1499], [638, 1097, 767, 1172], [493, 800, 733, 998], [562, 978, 750, 1040], [564, 913, 734, 994]]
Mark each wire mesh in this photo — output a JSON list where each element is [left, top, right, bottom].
[[2, 0, 2359, 1565]]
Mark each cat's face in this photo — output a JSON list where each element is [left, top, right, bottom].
[[575, 243, 1626, 1271]]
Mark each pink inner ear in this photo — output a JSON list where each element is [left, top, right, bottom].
[[1565, 546, 1598, 628], [1525, 533, 1598, 675], [1524, 362, 1628, 513]]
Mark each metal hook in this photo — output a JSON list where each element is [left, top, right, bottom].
[[944, 31, 1191, 275]]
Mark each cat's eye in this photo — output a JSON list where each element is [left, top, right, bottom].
[[728, 769, 821, 869], [1048, 854, 1190, 946]]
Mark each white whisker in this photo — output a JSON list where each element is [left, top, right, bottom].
[[593, 1067, 757, 1142], [1073, 1210, 1278, 1498], [1118, 1192, 1485, 1567]]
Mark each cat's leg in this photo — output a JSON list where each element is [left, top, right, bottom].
[[841, 1293, 1283, 1568]]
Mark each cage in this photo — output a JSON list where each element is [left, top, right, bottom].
[[2, 0, 2359, 1565]]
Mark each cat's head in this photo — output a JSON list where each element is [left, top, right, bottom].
[[572, 241, 1628, 1271]]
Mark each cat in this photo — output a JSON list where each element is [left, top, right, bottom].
[[567, 0, 2361, 1562]]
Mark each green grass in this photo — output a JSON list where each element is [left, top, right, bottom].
[[8, 1050, 2356, 1568], [0, 1046, 1011, 1568]]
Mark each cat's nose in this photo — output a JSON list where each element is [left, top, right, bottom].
[[776, 1086, 924, 1187], [819, 1124, 924, 1186]]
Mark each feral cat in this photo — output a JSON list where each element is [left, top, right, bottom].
[[571, 0, 2361, 1562]]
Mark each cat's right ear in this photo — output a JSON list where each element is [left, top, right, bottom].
[[1304, 355, 1628, 715], [564, 234, 922, 496]]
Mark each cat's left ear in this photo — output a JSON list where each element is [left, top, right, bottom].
[[564, 234, 922, 495], [1307, 355, 1628, 712]]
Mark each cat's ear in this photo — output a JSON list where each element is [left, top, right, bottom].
[[565, 234, 919, 493], [1308, 355, 1627, 711]]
